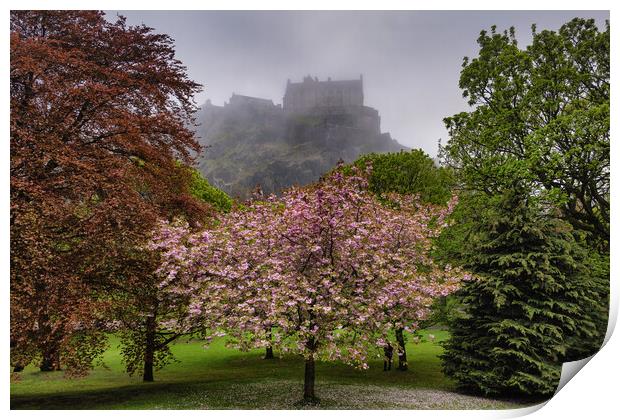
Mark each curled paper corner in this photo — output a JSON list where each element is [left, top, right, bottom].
[[497, 356, 604, 418], [553, 297, 617, 396], [498, 304, 618, 418], [555, 355, 595, 395], [495, 401, 549, 418]]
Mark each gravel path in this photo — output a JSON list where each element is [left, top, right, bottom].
[[192, 380, 529, 410]]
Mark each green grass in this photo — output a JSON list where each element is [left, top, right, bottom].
[[10, 329, 536, 409]]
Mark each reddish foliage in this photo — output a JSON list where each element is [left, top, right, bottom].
[[10, 11, 210, 373]]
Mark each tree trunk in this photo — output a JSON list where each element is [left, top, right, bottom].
[[264, 326, 274, 359], [38, 312, 61, 372], [40, 346, 61, 372], [303, 338, 318, 403], [396, 328, 408, 371], [143, 314, 156, 382], [11, 339, 25, 372], [383, 344, 393, 371], [265, 346, 274, 359], [304, 355, 316, 402]]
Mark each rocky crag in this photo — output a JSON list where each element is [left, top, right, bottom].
[[195, 76, 406, 198]]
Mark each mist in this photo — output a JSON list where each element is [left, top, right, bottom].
[[108, 10, 609, 157]]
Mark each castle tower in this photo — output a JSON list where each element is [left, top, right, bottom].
[[283, 76, 364, 112]]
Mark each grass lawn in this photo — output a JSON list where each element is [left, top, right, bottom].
[[10, 329, 540, 410]]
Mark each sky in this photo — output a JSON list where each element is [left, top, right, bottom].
[[108, 10, 609, 157]]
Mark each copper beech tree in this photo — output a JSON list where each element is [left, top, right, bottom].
[[10, 11, 211, 374]]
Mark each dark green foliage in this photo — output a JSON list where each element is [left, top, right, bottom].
[[188, 167, 232, 212], [433, 191, 491, 266], [419, 295, 461, 329], [441, 190, 606, 397], [562, 248, 609, 361], [351, 149, 454, 205]]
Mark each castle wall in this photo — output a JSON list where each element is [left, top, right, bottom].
[[202, 77, 381, 140], [283, 76, 364, 112], [228, 94, 277, 109]]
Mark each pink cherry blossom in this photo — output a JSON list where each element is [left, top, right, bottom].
[[150, 164, 465, 370]]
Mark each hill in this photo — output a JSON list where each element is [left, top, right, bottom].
[[194, 77, 407, 198]]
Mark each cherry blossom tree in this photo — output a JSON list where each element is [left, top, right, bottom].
[[152, 166, 463, 402]]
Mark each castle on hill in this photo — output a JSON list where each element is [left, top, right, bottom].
[[206, 75, 382, 135], [196, 75, 405, 198]]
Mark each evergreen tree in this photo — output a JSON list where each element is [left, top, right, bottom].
[[441, 189, 604, 397]]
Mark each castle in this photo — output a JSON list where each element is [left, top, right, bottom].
[[283, 75, 364, 111], [206, 76, 382, 135], [196, 75, 404, 198]]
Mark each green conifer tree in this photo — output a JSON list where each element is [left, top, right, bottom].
[[441, 188, 605, 397]]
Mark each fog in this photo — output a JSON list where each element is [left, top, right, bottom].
[[108, 10, 609, 157]]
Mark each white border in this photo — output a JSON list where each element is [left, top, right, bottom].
[[3, 2, 617, 420]]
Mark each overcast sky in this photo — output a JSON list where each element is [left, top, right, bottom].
[[108, 10, 609, 157]]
